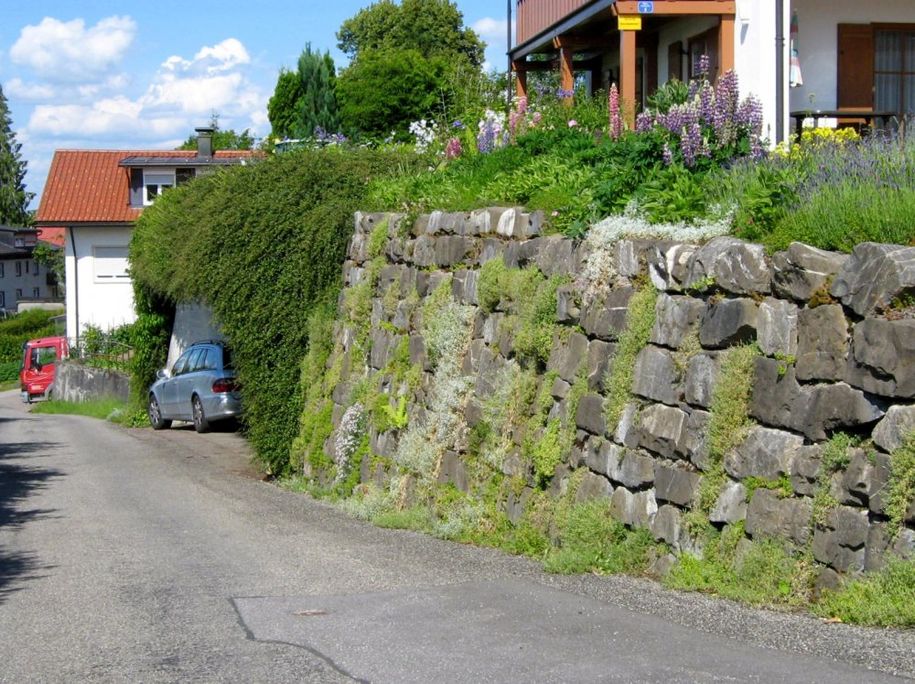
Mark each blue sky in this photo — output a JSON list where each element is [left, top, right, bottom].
[[0, 1, 513, 206]]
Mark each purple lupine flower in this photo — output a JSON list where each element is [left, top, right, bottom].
[[680, 122, 703, 167], [736, 95, 764, 135], [635, 111, 654, 133], [609, 83, 622, 140], [556, 88, 575, 99], [662, 142, 674, 166], [713, 71, 740, 144], [699, 83, 715, 126], [698, 54, 711, 79], [452, 120, 464, 129], [477, 119, 495, 153]]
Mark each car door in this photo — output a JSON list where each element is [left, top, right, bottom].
[[162, 350, 191, 417], [175, 348, 205, 420]]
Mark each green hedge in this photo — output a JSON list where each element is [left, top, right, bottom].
[[130, 147, 416, 474]]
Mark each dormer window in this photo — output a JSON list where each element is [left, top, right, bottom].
[[143, 171, 174, 205]]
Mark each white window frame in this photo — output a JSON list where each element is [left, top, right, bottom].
[[93, 245, 131, 283], [143, 170, 176, 206]]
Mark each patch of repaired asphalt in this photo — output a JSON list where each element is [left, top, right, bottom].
[[232, 578, 903, 683]]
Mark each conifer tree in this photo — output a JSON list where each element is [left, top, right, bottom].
[[0, 84, 33, 225]]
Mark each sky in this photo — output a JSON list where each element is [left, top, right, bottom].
[[0, 0, 514, 208]]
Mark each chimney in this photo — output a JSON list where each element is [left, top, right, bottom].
[[195, 126, 215, 158]]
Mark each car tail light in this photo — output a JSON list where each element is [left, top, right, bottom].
[[212, 378, 239, 393]]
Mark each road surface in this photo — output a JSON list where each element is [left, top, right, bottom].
[[1, 390, 913, 682]]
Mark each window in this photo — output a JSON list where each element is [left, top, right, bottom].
[[172, 350, 192, 376], [0, 263, 4, 278], [15, 262, 22, 277], [93, 246, 130, 282], [25, 260, 29, 274], [0, 292, 4, 307], [33, 287, 40, 298], [875, 28, 915, 115], [688, 28, 719, 80], [15, 288, 22, 299], [176, 168, 196, 186], [143, 171, 175, 205], [202, 347, 219, 371], [186, 348, 206, 373]]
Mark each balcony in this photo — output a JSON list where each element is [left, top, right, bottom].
[[516, 0, 592, 47]]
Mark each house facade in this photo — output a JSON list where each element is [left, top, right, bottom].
[[34, 128, 255, 341], [511, 0, 914, 143], [0, 226, 59, 314]]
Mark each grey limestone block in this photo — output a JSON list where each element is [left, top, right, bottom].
[[812, 529, 865, 573], [505, 485, 533, 524], [412, 234, 436, 267], [610, 487, 658, 529], [872, 404, 915, 453], [710, 481, 748, 524], [424, 210, 466, 235], [650, 293, 704, 349], [654, 463, 700, 507], [584, 438, 619, 479], [650, 505, 682, 547], [796, 304, 848, 382], [614, 448, 656, 489], [546, 331, 590, 384], [579, 287, 635, 341], [868, 451, 892, 515], [575, 471, 613, 503], [478, 238, 505, 265], [756, 297, 798, 358], [408, 335, 428, 370], [434, 235, 477, 267], [790, 445, 822, 497], [649, 243, 697, 292], [587, 339, 615, 392], [637, 403, 688, 460], [723, 426, 803, 481], [614, 402, 641, 448], [699, 298, 758, 349], [772, 242, 847, 302], [846, 318, 915, 399], [556, 284, 581, 324], [551, 377, 571, 400], [686, 236, 771, 295], [451, 268, 479, 305], [830, 242, 915, 316], [745, 489, 812, 546], [632, 346, 682, 405], [461, 338, 487, 376], [751, 358, 885, 441], [575, 393, 607, 436], [533, 236, 577, 277], [482, 313, 503, 346], [684, 352, 719, 408], [826, 505, 870, 549], [682, 409, 711, 470], [838, 449, 874, 506]]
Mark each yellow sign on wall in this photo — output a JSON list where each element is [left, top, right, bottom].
[[618, 15, 642, 31]]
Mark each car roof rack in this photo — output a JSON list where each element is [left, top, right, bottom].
[[191, 339, 225, 346]]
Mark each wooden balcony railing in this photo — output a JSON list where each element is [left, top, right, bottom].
[[516, 0, 591, 46]]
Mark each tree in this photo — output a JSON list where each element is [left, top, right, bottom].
[[33, 242, 64, 295], [178, 113, 255, 151], [268, 45, 339, 140], [0, 84, 33, 226], [337, 0, 484, 69], [336, 48, 448, 137]]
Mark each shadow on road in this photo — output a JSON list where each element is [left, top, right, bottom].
[[0, 437, 62, 604]]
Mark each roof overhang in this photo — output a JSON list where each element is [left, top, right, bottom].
[[118, 156, 241, 167], [511, 0, 618, 61]]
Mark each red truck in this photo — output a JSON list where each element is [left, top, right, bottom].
[[20, 336, 68, 403]]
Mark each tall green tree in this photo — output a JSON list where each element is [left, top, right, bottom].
[[177, 113, 255, 150], [0, 84, 33, 226], [337, 0, 484, 69], [267, 45, 339, 140]]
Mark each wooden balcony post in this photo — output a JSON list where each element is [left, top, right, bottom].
[[559, 46, 574, 105], [512, 61, 528, 99], [620, 29, 637, 127], [718, 14, 736, 77]]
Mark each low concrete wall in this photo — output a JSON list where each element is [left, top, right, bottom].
[[51, 361, 130, 403]]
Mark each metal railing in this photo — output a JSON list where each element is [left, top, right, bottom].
[[67, 335, 133, 372]]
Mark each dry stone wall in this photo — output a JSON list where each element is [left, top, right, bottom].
[[319, 208, 915, 584]]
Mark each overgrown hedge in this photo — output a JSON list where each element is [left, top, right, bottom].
[[130, 147, 416, 473], [0, 308, 62, 363]]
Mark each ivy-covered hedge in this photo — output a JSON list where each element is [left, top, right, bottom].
[[130, 148, 415, 473]]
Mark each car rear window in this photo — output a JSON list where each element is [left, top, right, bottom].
[[221, 347, 234, 370]]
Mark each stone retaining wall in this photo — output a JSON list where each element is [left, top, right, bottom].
[[321, 208, 915, 585], [51, 361, 130, 404]]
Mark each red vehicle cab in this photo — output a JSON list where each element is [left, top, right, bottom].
[[20, 336, 68, 403]]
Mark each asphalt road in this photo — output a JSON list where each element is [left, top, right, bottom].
[[1, 389, 913, 683]]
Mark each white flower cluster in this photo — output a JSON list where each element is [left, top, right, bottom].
[[590, 203, 732, 243], [408, 119, 437, 154], [334, 402, 364, 482]]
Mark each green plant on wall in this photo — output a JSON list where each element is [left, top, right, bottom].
[[886, 432, 915, 538], [604, 284, 658, 430]]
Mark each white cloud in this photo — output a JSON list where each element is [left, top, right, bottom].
[[4, 78, 55, 100], [473, 17, 510, 45], [10, 15, 136, 82]]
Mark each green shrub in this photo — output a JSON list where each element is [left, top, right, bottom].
[[131, 147, 408, 474], [604, 284, 658, 429], [886, 433, 915, 538], [0, 360, 19, 383], [0, 308, 61, 364], [815, 558, 915, 627]]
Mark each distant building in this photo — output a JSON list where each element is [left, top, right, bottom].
[[0, 226, 60, 314]]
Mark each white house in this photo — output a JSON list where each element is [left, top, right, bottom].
[[510, 0, 915, 143], [34, 129, 256, 341]]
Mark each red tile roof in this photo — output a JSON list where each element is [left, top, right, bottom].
[[35, 149, 259, 225]]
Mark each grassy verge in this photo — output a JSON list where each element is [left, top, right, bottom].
[[31, 398, 131, 422]]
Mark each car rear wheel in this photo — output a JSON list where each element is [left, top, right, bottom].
[[148, 394, 171, 430], [192, 395, 210, 433]]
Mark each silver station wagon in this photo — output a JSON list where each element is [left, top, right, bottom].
[[147, 341, 241, 433]]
